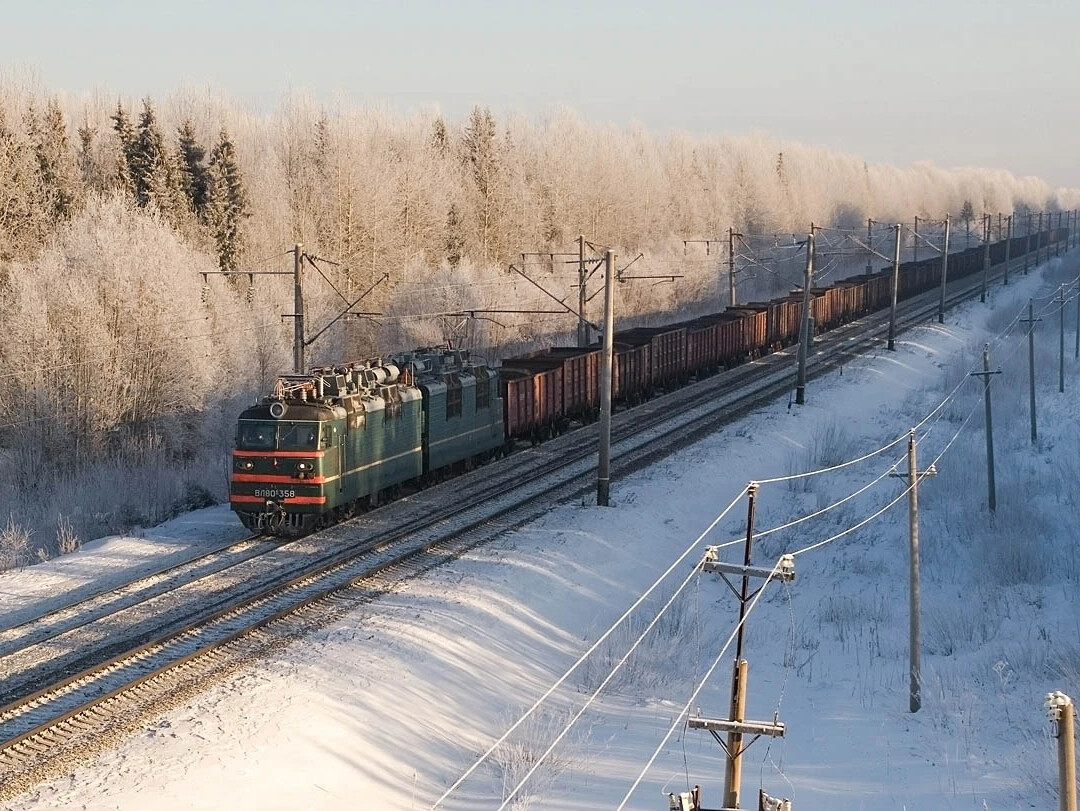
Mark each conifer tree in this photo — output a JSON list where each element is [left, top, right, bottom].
[[110, 101, 136, 195], [77, 117, 103, 191], [430, 115, 449, 158], [462, 106, 502, 261], [130, 98, 177, 214], [446, 203, 464, 269], [27, 99, 83, 223], [206, 128, 249, 272], [176, 119, 210, 217]]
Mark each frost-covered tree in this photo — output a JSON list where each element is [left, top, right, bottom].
[[430, 115, 449, 158], [109, 101, 136, 195], [446, 203, 464, 269], [0, 110, 46, 261], [462, 105, 503, 262], [26, 99, 83, 223], [960, 199, 975, 248], [176, 118, 210, 217], [128, 98, 186, 221], [206, 128, 248, 272]]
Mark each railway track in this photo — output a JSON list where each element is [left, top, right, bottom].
[[0, 535, 276, 657], [0, 248, 1063, 798]]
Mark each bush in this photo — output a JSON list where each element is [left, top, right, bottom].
[[0, 516, 32, 572]]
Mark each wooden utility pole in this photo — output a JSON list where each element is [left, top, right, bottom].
[[1074, 277, 1080, 360], [577, 235, 588, 347], [1046, 692, 1078, 811], [889, 430, 936, 712], [888, 223, 901, 351], [597, 249, 615, 506], [693, 488, 792, 811], [981, 215, 991, 303], [938, 214, 951, 324], [795, 228, 815, 404], [293, 243, 305, 373], [1060, 285, 1066, 393], [1021, 301, 1041, 445], [970, 345, 1001, 512], [728, 228, 739, 307], [724, 483, 760, 809], [1003, 214, 1012, 285]]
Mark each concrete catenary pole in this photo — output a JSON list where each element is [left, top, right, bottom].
[[577, 235, 587, 347], [938, 214, 951, 324], [293, 243, 305, 373], [795, 228, 815, 404], [1026, 213, 1033, 274], [888, 223, 901, 351], [866, 218, 873, 276], [1039, 212, 1045, 265], [597, 249, 615, 506], [981, 215, 991, 303], [1003, 214, 1012, 285], [913, 215, 919, 264], [729, 227, 737, 307]]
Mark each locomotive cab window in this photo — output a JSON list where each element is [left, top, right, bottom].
[[278, 423, 320, 451], [238, 421, 322, 451], [237, 421, 275, 450]]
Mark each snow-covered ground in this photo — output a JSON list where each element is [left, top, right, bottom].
[[4, 255, 1080, 810]]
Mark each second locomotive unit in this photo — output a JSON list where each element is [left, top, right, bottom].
[[230, 348, 504, 535]]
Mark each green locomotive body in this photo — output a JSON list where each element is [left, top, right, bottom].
[[230, 349, 504, 536]]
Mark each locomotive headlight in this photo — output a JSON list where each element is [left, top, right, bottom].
[[237, 460, 254, 471], [296, 462, 313, 472]]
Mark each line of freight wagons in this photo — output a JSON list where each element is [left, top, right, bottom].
[[498, 227, 1070, 442]]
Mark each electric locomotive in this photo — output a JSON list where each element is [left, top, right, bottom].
[[230, 348, 504, 536]]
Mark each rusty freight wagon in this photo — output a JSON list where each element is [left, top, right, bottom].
[[613, 341, 650, 404], [505, 346, 602, 422], [614, 326, 687, 392], [724, 307, 769, 359], [498, 363, 564, 443]]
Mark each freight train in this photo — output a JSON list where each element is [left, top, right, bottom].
[[230, 226, 1070, 535]]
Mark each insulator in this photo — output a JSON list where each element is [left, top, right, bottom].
[[246, 284, 256, 304], [201, 284, 211, 304]]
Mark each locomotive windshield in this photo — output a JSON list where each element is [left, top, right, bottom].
[[237, 420, 323, 451]]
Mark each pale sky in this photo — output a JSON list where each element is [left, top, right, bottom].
[[6, 0, 1079, 187]]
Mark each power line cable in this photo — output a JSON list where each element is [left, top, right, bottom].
[[615, 559, 783, 810], [432, 486, 750, 809]]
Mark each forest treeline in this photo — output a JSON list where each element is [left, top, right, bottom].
[[0, 80, 1077, 563]]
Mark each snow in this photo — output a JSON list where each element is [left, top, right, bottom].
[[4, 256, 1080, 810]]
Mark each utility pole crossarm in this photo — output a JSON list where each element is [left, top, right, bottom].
[[701, 552, 795, 583], [687, 716, 786, 738]]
